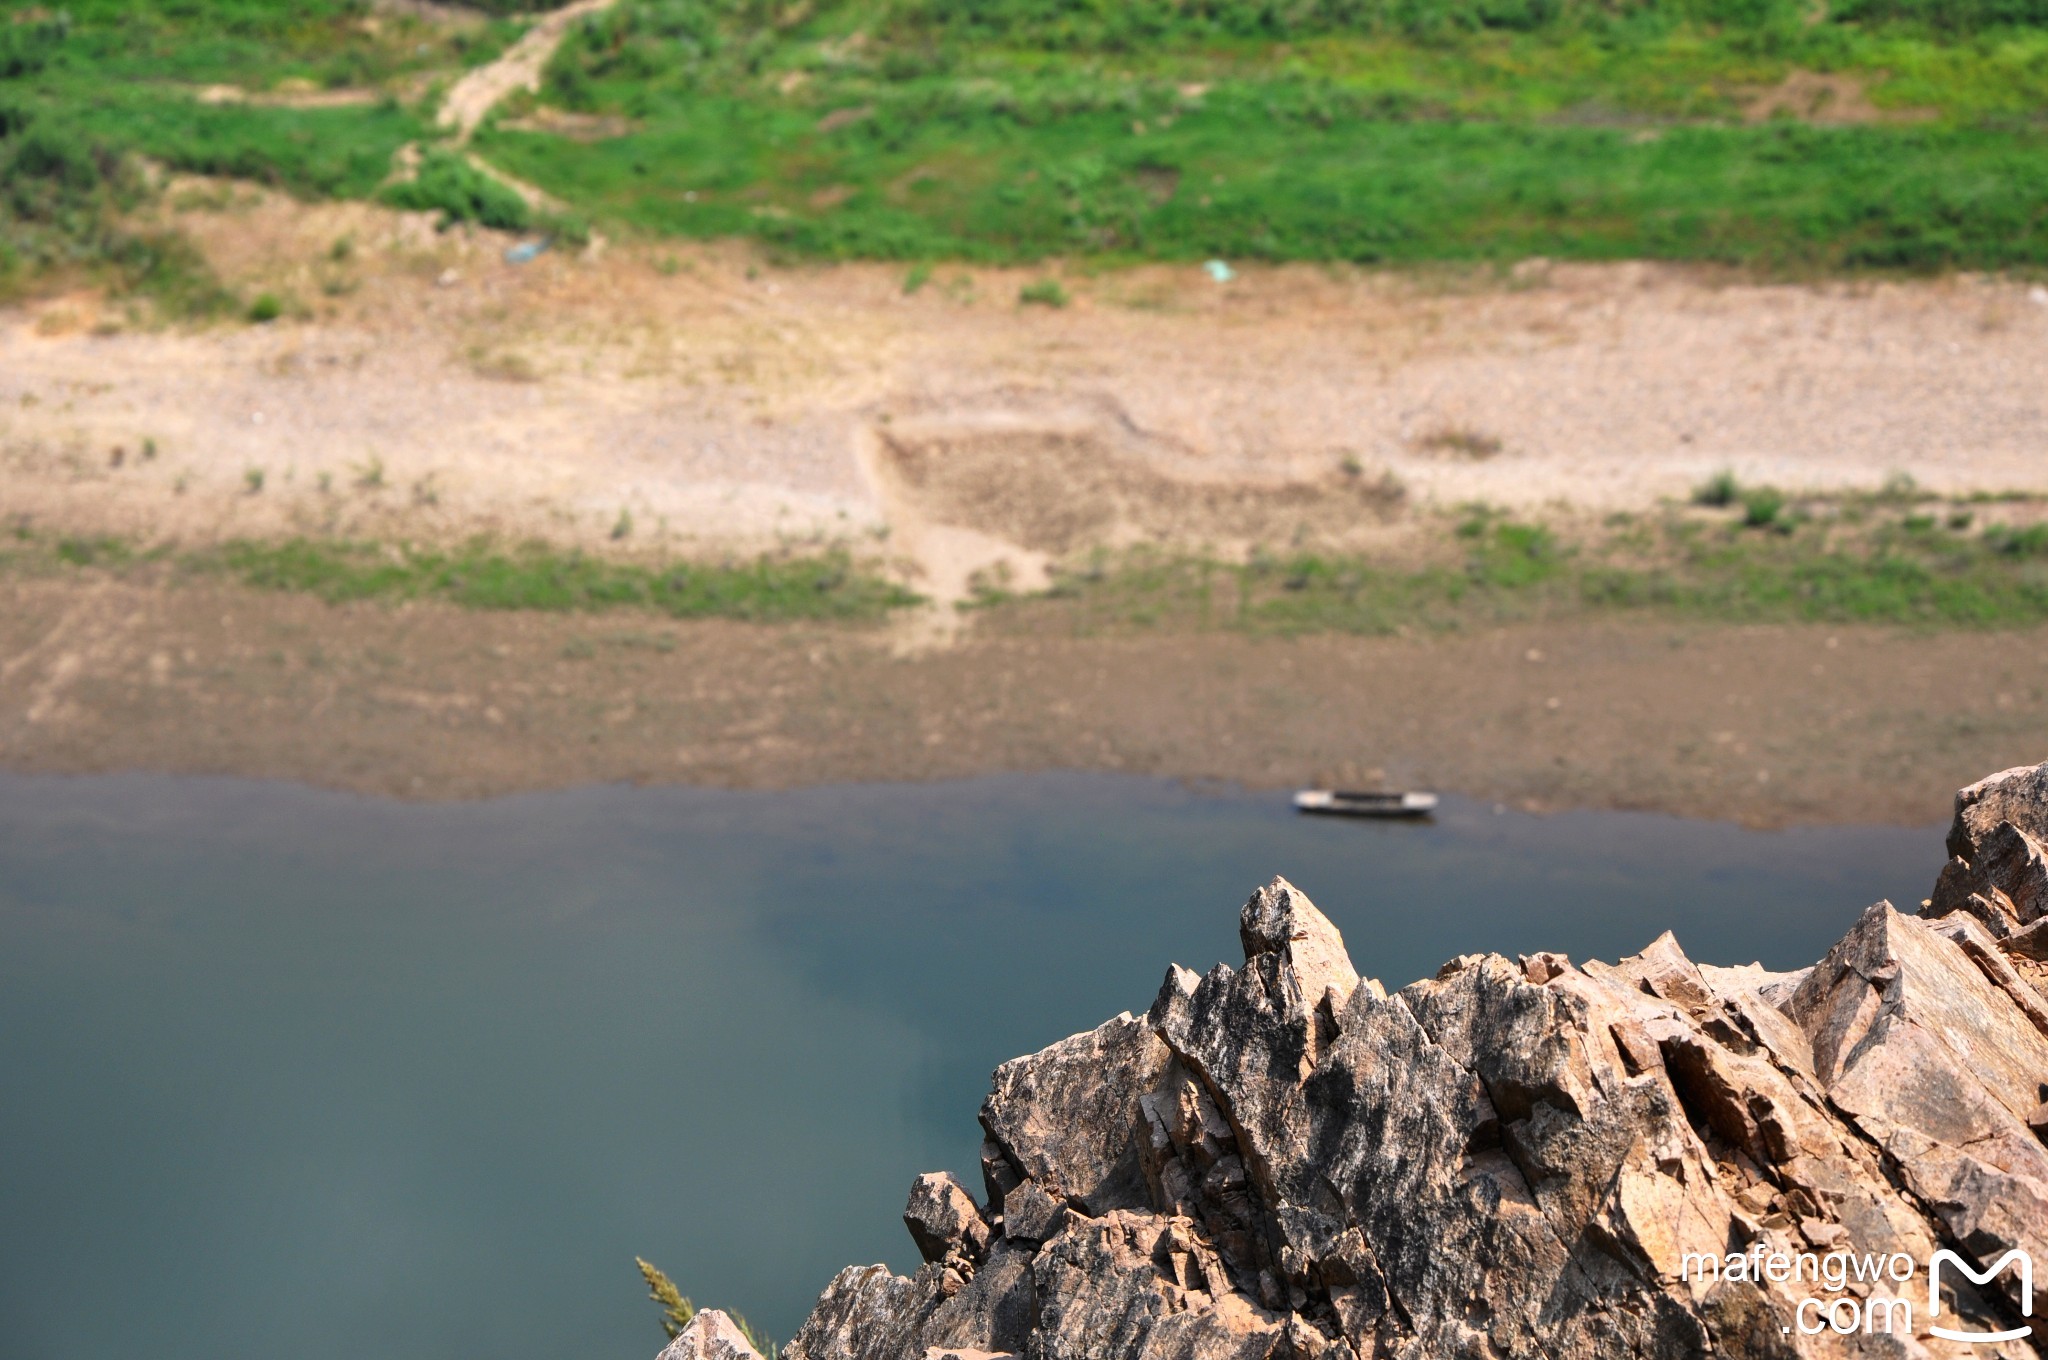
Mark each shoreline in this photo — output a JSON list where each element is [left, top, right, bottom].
[[4, 572, 2042, 829]]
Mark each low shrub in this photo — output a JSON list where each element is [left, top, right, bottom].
[[381, 151, 530, 232], [1693, 470, 1740, 508], [1019, 278, 1068, 307]]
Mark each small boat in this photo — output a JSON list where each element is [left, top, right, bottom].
[[1293, 789, 1438, 818]]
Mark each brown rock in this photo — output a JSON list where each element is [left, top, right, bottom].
[[1927, 763, 2048, 935], [1947, 761, 2048, 861]]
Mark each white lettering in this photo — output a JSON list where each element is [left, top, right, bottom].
[[1928, 1248, 2034, 1344], [1821, 1252, 1849, 1292], [1865, 1297, 1911, 1335]]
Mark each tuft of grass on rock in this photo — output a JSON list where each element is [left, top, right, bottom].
[[636, 1257, 779, 1360]]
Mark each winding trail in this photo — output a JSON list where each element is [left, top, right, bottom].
[[436, 0, 619, 144]]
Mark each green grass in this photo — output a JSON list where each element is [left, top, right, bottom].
[[205, 538, 920, 622], [444, 0, 2048, 271], [13, 503, 2048, 634], [1001, 502, 2048, 634], [22, 1, 526, 92], [1, 528, 919, 623], [382, 149, 532, 231], [21, 84, 426, 201], [483, 99, 2048, 268], [9, 0, 2048, 276]]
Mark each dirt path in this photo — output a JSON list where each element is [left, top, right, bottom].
[[1, 574, 2039, 828], [436, 0, 618, 143]]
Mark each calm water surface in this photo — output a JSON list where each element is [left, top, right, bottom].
[[0, 771, 1946, 1360]]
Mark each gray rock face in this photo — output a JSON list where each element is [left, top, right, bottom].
[[979, 1011, 1172, 1218], [779, 781, 2048, 1360], [659, 1310, 766, 1360], [905, 1172, 993, 1271]]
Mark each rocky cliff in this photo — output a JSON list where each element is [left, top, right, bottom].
[[672, 764, 2048, 1360]]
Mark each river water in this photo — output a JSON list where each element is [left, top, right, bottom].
[[0, 771, 1945, 1360]]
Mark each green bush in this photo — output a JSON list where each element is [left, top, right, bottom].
[[1741, 486, 1786, 529], [1019, 277, 1068, 306], [1693, 470, 1740, 508], [381, 150, 531, 231], [0, 115, 227, 315], [1830, 0, 2048, 30], [0, 14, 69, 81], [1988, 524, 2048, 557]]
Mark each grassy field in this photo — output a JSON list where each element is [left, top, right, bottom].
[[985, 486, 2048, 634], [4, 533, 921, 624], [13, 485, 2048, 632], [477, 0, 2048, 269], [3, 0, 2048, 279]]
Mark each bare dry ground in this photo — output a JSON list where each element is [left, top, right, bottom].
[[2, 572, 2042, 828], [4, 193, 2047, 823], [6, 190, 2047, 600]]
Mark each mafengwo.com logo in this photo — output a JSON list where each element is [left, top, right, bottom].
[[1681, 1244, 2033, 1344]]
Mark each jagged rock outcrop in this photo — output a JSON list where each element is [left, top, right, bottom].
[[659, 1310, 769, 1360], [1928, 763, 2048, 955], [759, 768, 2048, 1360]]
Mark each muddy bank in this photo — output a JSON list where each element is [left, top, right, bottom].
[[3, 574, 2041, 827]]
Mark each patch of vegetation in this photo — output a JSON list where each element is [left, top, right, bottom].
[[205, 537, 920, 623], [31, 0, 524, 92], [1420, 427, 1504, 459], [1019, 277, 1069, 306], [636, 1257, 780, 1360], [1740, 484, 1788, 530], [441, 0, 2048, 270], [382, 150, 531, 232], [0, 105, 236, 314], [2, 525, 919, 623], [5, 0, 2048, 276], [1003, 502, 2048, 634], [1693, 469, 1741, 508]]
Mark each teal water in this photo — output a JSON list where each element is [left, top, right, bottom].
[[0, 771, 1944, 1360]]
